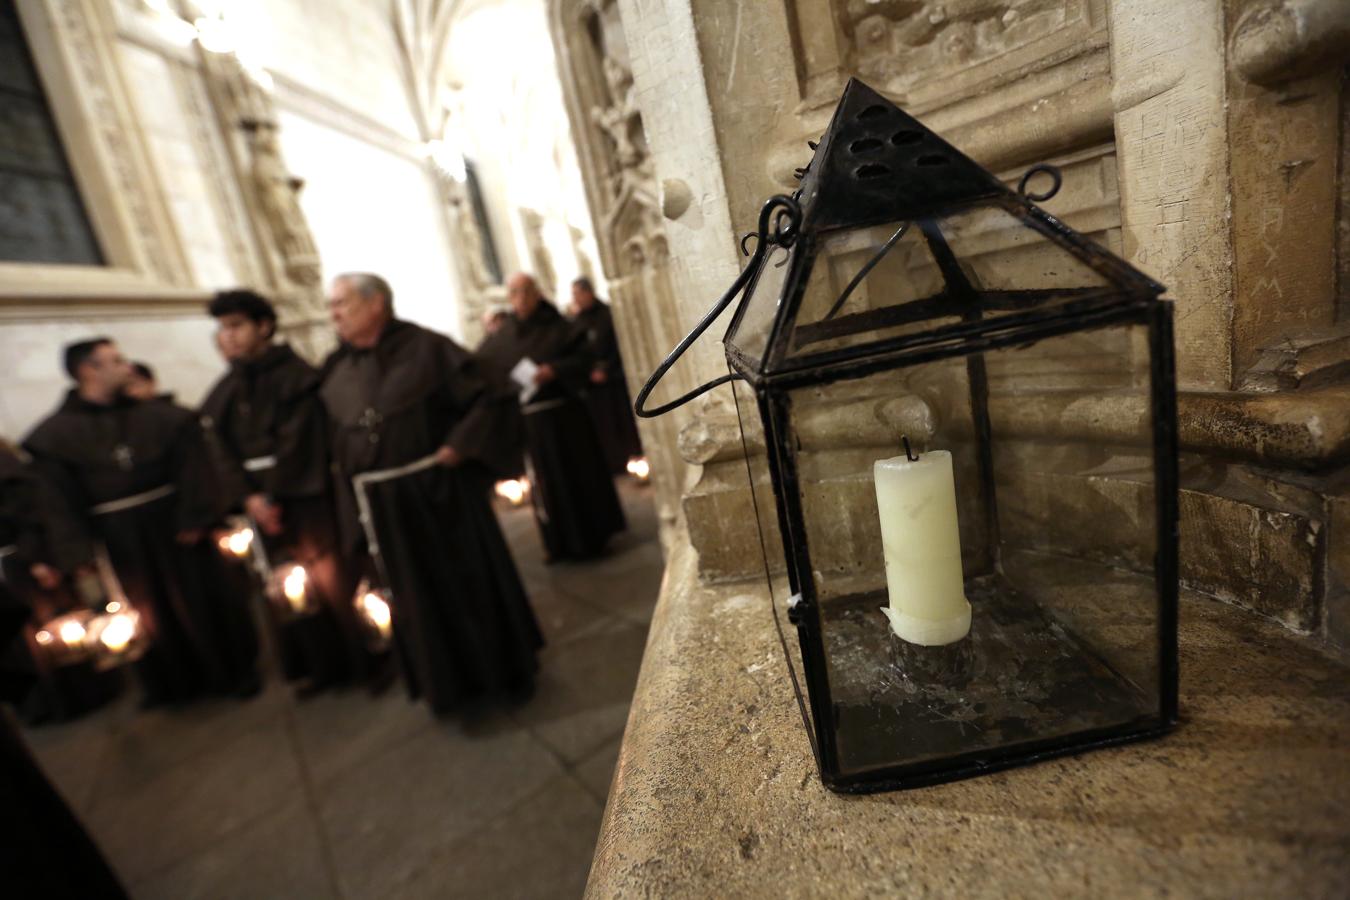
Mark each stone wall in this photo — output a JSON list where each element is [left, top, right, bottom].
[[603, 0, 1350, 653]]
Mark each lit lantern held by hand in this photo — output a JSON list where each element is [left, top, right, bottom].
[[34, 610, 95, 665], [282, 565, 308, 614], [625, 457, 650, 483], [494, 478, 530, 506], [353, 580, 394, 651], [86, 604, 146, 666], [218, 520, 254, 559]]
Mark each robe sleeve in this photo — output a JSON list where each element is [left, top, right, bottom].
[[22, 451, 95, 573], [0, 459, 55, 566], [546, 318, 595, 388]]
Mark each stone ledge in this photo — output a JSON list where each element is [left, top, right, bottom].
[[587, 535, 1350, 898]]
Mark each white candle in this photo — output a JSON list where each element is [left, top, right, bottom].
[[873, 449, 971, 646]]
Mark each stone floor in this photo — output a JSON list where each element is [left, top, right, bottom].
[[21, 479, 663, 900]]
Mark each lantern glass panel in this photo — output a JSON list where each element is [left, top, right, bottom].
[[780, 320, 1162, 781], [726, 242, 793, 362], [730, 375, 816, 740], [784, 204, 1116, 365]]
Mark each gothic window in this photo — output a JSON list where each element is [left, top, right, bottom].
[[0, 0, 103, 265]]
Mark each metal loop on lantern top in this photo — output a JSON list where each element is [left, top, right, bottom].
[[634, 194, 802, 418], [1018, 163, 1062, 202]]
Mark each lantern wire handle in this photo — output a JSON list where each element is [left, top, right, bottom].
[[1018, 163, 1062, 202], [902, 435, 918, 461], [634, 194, 802, 418]]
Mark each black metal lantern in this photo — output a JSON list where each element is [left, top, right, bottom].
[[637, 79, 1178, 793]]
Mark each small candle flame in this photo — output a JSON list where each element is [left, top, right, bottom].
[[219, 527, 254, 557], [283, 565, 308, 613], [35, 629, 53, 645], [626, 457, 650, 481], [361, 591, 392, 637], [494, 478, 529, 505], [58, 619, 87, 646], [99, 612, 137, 653]]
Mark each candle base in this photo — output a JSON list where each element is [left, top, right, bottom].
[[887, 624, 975, 688], [880, 601, 972, 647]]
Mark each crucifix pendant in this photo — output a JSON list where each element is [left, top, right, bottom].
[[113, 444, 134, 471]]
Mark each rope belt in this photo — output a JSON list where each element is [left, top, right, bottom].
[[522, 397, 568, 415], [90, 484, 175, 516], [351, 453, 441, 587], [243, 455, 277, 472]]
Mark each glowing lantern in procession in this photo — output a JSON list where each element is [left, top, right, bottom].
[[625, 457, 650, 483], [261, 562, 316, 619], [34, 602, 146, 669], [494, 477, 530, 506], [217, 517, 255, 560], [85, 602, 147, 667], [353, 580, 394, 651], [33, 609, 95, 666]]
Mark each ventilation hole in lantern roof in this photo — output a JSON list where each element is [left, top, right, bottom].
[[891, 130, 922, 145], [855, 163, 890, 179], [856, 104, 888, 120], [916, 154, 950, 167], [849, 138, 883, 154]]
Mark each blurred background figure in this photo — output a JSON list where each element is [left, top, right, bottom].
[[23, 339, 259, 707], [1, 528, 127, 897], [481, 305, 511, 338], [122, 362, 160, 402], [569, 277, 643, 475], [477, 273, 626, 562], [201, 289, 366, 696], [0, 441, 122, 724], [321, 273, 541, 715]]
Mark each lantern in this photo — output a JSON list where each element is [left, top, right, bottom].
[[494, 477, 531, 507], [33, 609, 96, 666], [265, 563, 318, 620], [85, 602, 147, 668], [625, 457, 651, 483], [353, 580, 394, 652], [217, 517, 255, 560], [636, 79, 1178, 793]]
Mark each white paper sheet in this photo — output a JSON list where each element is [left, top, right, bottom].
[[510, 357, 540, 403]]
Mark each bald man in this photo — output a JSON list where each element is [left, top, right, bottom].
[[320, 273, 541, 715], [476, 273, 626, 561]]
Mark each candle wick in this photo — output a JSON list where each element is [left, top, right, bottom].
[[902, 435, 918, 462]]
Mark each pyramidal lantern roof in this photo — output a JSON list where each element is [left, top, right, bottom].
[[724, 78, 1164, 378], [795, 79, 1006, 232]]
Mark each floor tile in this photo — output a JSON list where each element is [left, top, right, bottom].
[[400, 775, 603, 900], [82, 725, 305, 885], [319, 724, 565, 900], [130, 797, 336, 900]]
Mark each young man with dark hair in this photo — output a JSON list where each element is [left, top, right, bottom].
[[201, 288, 364, 693], [23, 338, 259, 705]]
